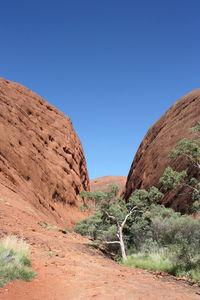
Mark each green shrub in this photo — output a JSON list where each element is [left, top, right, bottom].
[[124, 248, 200, 283], [124, 250, 175, 273], [189, 200, 200, 214], [80, 204, 89, 211], [124, 206, 200, 283], [0, 236, 35, 287], [190, 268, 200, 282], [75, 213, 104, 239]]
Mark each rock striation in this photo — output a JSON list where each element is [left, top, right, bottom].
[[124, 89, 200, 212], [0, 78, 89, 226]]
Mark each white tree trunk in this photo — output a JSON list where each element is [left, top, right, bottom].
[[105, 207, 137, 261], [118, 227, 127, 261]]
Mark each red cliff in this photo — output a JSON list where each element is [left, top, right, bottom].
[[0, 79, 89, 227], [124, 89, 200, 212]]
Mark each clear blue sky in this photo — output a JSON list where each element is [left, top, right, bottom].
[[1, 1, 200, 179]]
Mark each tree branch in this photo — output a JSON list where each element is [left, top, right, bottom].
[[182, 153, 200, 169], [105, 212, 120, 226], [182, 183, 199, 193], [104, 241, 120, 244], [121, 206, 138, 229]]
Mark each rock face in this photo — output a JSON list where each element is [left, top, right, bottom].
[[90, 176, 126, 195], [0, 78, 89, 227], [124, 89, 200, 212]]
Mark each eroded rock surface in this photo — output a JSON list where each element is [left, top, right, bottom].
[[124, 89, 200, 212], [0, 78, 89, 227]]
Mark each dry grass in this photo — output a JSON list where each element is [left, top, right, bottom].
[[0, 236, 35, 287]]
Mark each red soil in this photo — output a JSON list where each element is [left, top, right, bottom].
[[0, 187, 199, 300]]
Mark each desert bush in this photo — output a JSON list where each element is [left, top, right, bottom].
[[124, 249, 175, 273], [124, 246, 200, 283], [76, 187, 163, 260], [124, 205, 200, 282], [159, 122, 200, 211], [79, 184, 120, 210], [76, 121, 200, 281], [0, 236, 35, 287]]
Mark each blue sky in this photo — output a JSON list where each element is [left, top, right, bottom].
[[1, 0, 200, 179]]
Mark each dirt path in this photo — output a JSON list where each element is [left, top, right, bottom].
[[1, 231, 199, 300], [0, 195, 200, 300]]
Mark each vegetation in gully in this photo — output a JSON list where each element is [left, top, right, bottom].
[[76, 122, 200, 283]]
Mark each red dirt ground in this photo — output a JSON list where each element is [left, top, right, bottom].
[[0, 188, 200, 300]]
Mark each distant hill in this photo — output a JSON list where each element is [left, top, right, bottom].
[[90, 176, 127, 195]]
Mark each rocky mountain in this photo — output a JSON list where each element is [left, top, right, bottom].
[[0, 78, 89, 227], [124, 89, 200, 212]]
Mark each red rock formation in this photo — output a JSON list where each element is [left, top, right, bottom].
[[90, 176, 126, 195], [124, 89, 200, 212], [0, 78, 89, 227]]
